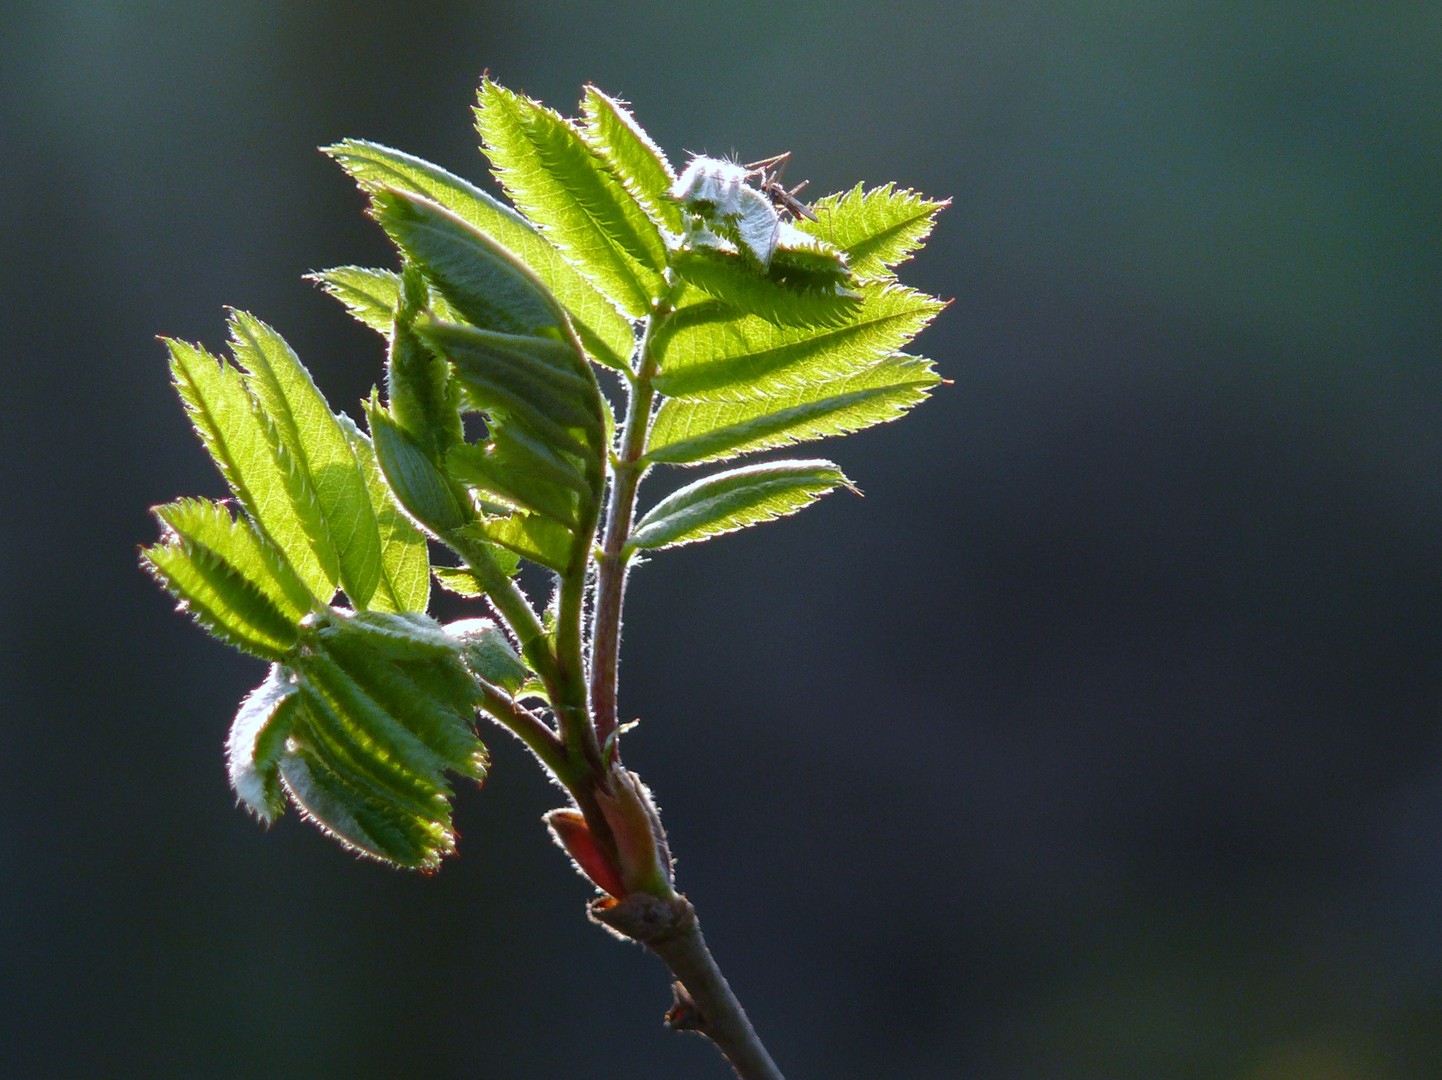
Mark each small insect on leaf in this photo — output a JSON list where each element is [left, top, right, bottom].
[[746, 152, 818, 222]]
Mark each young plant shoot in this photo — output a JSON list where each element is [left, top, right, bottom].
[[143, 79, 946, 1080]]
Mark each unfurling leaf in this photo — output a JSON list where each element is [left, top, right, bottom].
[[628, 459, 853, 551], [227, 665, 299, 821], [262, 610, 491, 869]]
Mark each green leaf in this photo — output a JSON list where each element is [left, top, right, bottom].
[[278, 746, 453, 870], [142, 529, 301, 661], [445, 617, 529, 694], [316, 622, 488, 782], [366, 400, 474, 536], [475, 79, 667, 318], [226, 311, 396, 612], [387, 265, 464, 458], [294, 650, 454, 803], [446, 441, 585, 526], [434, 565, 485, 597], [463, 514, 575, 573], [579, 86, 683, 232], [315, 608, 460, 661], [153, 498, 319, 621], [309, 266, 404, 334], [324, 139, 633, 370], [645, 354, 941, 465], [670, 245, 859, 330], [371, 189, 567, 338], [628, 459, 853, 551], [653, 281, 944, 400], [417, 317, 606, 456], [227, 666, 299, 822], [165, 338, 336, 601], [338, 414, 431, 614], [309, 265, 463, 337], [800, 183, 949, 280]]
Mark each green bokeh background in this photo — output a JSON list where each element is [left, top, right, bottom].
[[3, 3, 1439, 1077]]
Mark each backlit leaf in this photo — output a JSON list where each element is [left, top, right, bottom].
[[645, 354, 940, 465], [165, 338, 335, 600], [142, 532, 300, 661], [325, 139, 633, 370], [653, 281, 943, 400], [226, 311, 392, 611], [800, 182, 949, 280], [580, 86, 683, 232], [476, 79, 667, 317], [628, 459, 852, 551]]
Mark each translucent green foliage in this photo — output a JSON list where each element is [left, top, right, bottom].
[[476, 79, 667, 317], [800, 183, 950, 280], [147, 78, 946, 874], [671, 246, 858, 329], [645, 354, 940, 465], [372, 190, 567, 337], [226, 311, 426, 614], [257, 611, 490, 870], [324, 139, 633, 370], [309, 266, 461, 339], [580, 86, 683, 233], [142, 502, 307, 660], [653, 281, 943, 400], [445, 617, 529, 694], [338, 414, 431, 614], [164, 337, 335, 600], [628, 460, 852, 551], [310, 266, 407, 334]]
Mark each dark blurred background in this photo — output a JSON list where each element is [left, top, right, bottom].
[[4, 3, 1439, 1078]]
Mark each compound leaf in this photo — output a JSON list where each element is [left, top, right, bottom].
[[628, 459, 852, 551]]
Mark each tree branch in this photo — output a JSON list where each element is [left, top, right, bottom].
[[590, 893, 786, 1080]]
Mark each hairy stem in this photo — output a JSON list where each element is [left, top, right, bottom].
[[591, 893, 785, 1080], [590, 295, 671, 751], [473, 678, 573, 785]]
